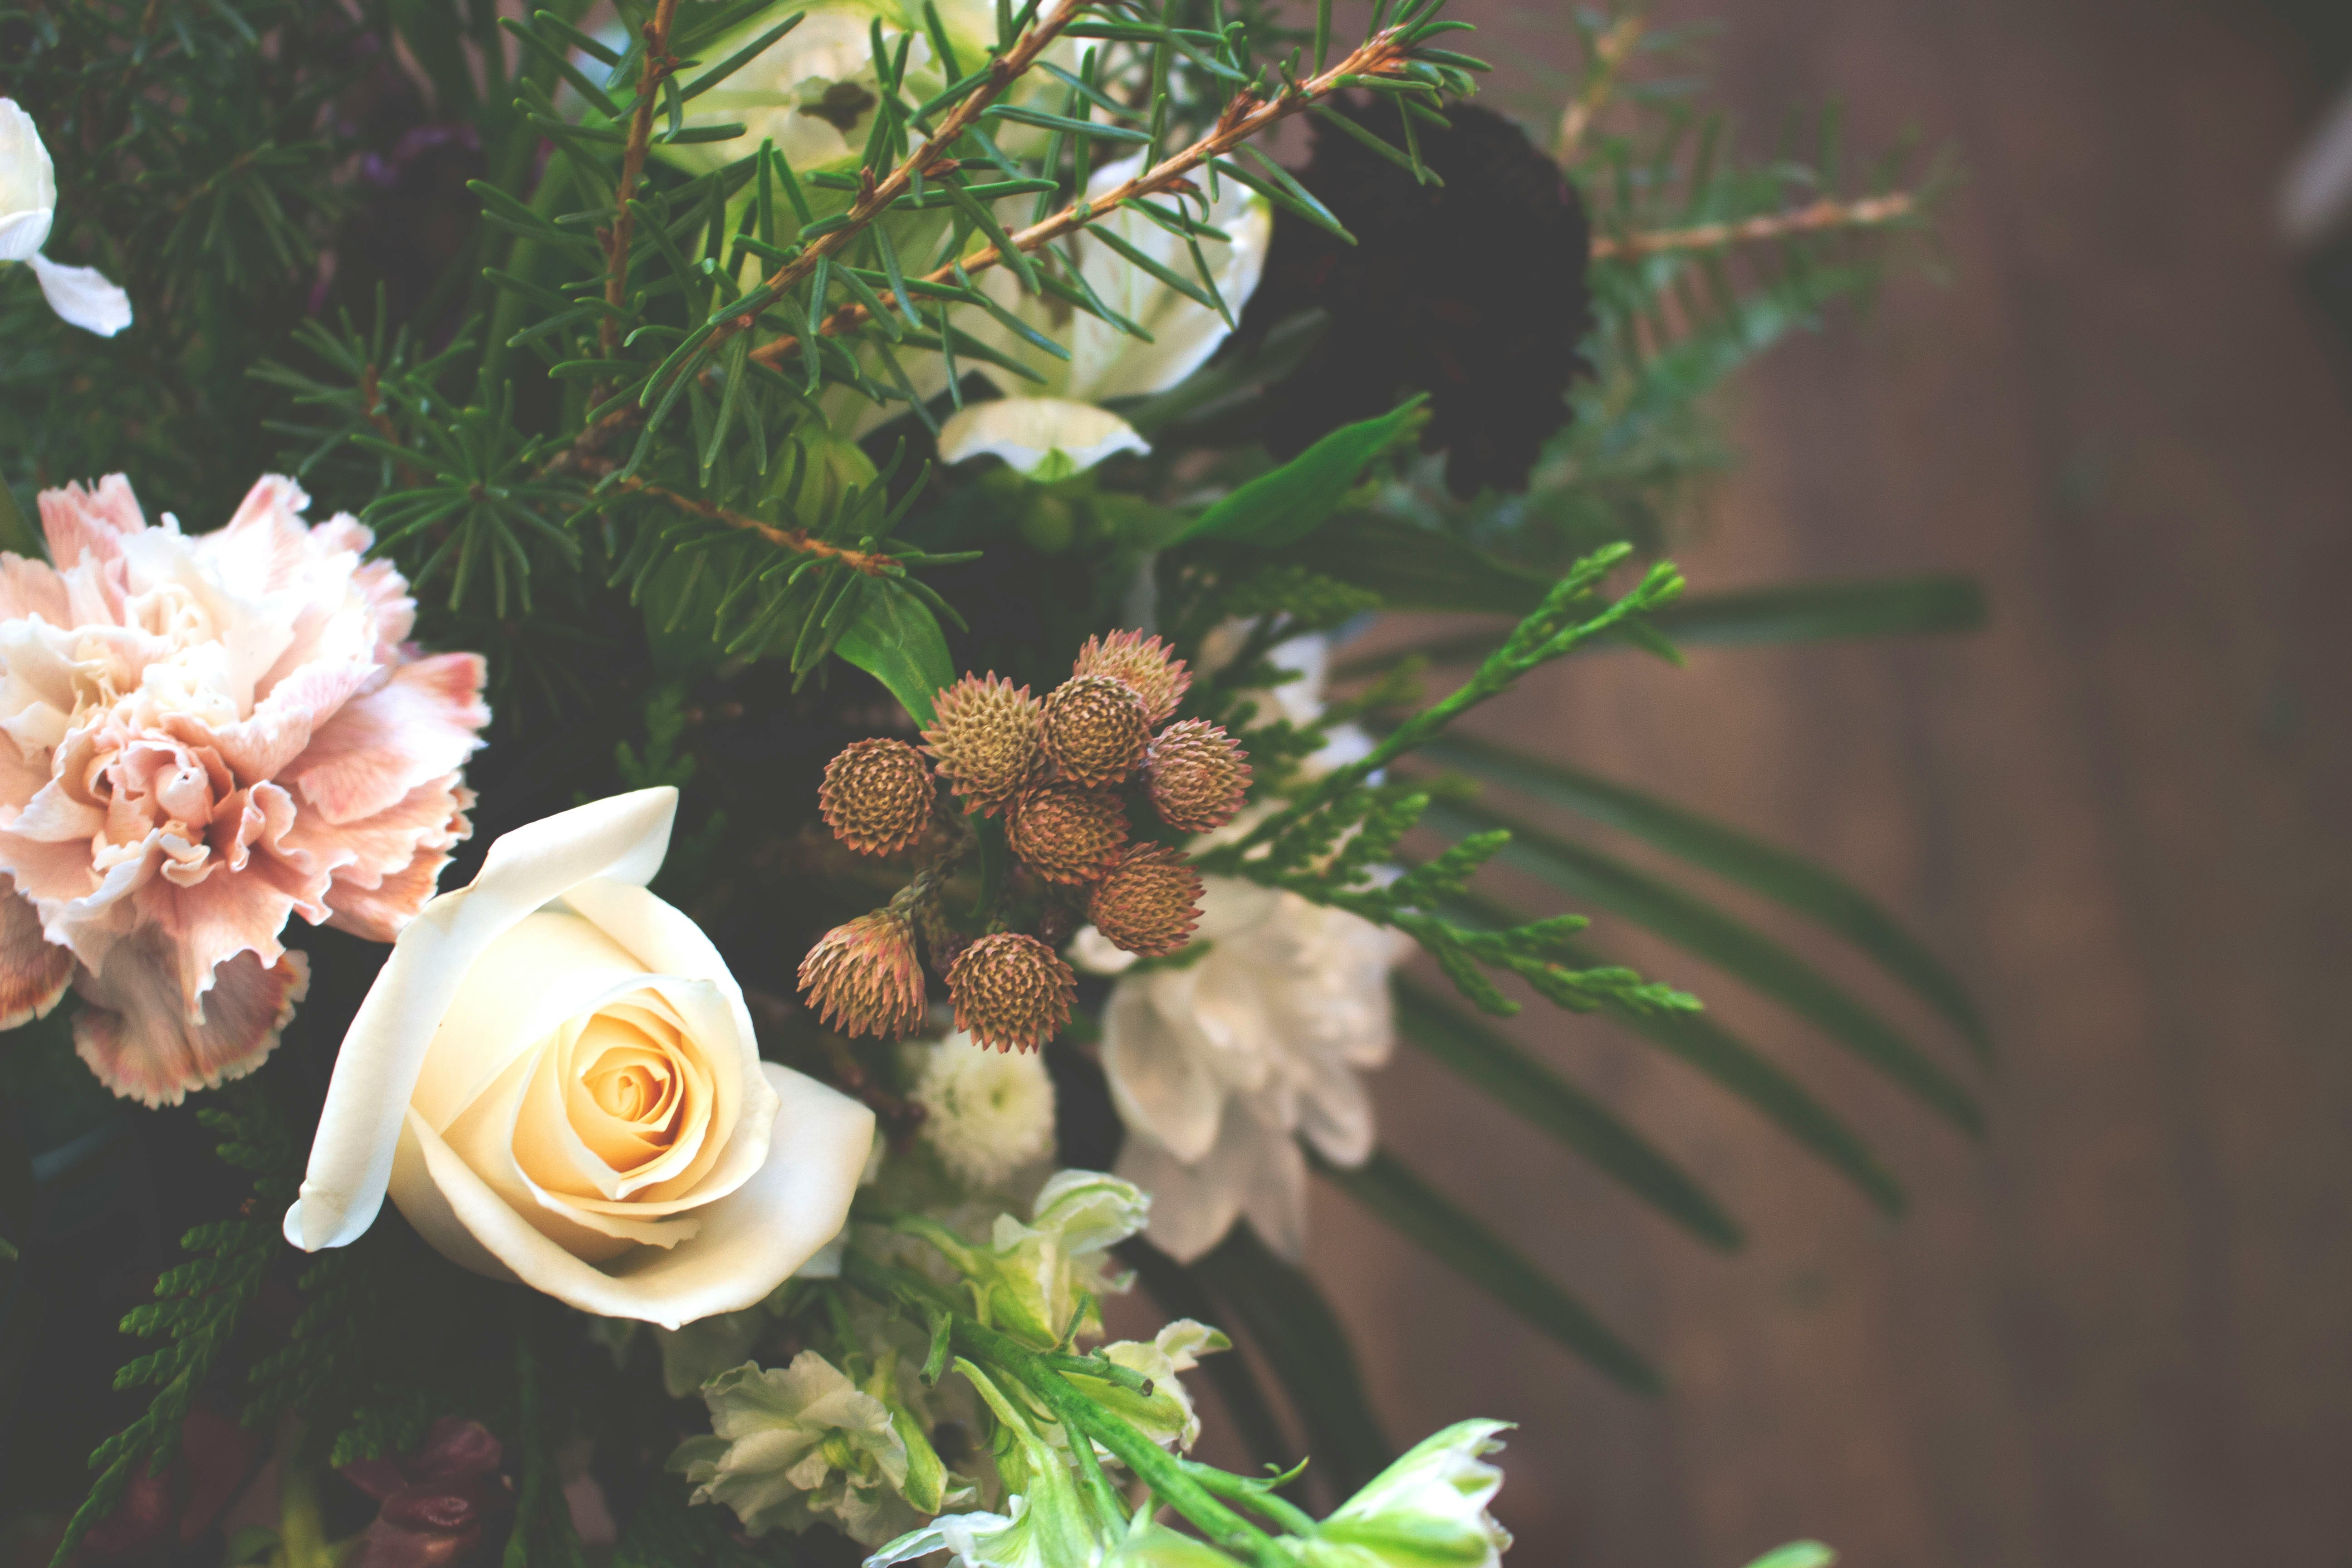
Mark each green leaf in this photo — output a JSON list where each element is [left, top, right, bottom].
[[1744, 1545, 1837, 1568], [1646, 576, 1988, 647], [1423, 799, 1986, 1137], [1190, 1224, 1393, 1499], [835, 582, 955, 725], [1394, 980, 1741, 1250], [1331, 574, 1988, 676], [1318, 1148, 1661, 1393], [1413, 734, 1989, 1062], [1279, 513, 1551, 612], [1176, 396, 1429, 547]]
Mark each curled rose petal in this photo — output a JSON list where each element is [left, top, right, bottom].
[[287, 789, 874, 1328]]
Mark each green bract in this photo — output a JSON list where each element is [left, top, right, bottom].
[[900, 1168, 1150, 1348]]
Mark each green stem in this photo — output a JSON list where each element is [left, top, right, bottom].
[[1181, 1460, 1318, 1535], [843, 1255, 1279, 1561]]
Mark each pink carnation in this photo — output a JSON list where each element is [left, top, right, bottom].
[[0, 474, 489, 1106]]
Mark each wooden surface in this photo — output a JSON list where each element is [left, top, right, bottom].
[[1293, 2, 2352, 1564]]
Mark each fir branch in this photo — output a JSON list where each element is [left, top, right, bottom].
[[717, 0, 1098, 373], [749, 20, 1446, 364], [614, 476, 905, 576], [1555, 10, 1646, 165], [604, 0, 687, 368], [1592, 190, 1921, 260]]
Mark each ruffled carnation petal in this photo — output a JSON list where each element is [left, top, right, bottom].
[[312, 779, 474, 942], [36, 473, 144, 572], [290, 652, 489, 825], [72, 938, 310, 1107], [0, 881, 72, 1029]]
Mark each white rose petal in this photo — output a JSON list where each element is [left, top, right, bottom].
[[284, 787, 876, 1328]]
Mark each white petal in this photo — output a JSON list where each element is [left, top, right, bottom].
[[1116, 1132, 1244, 1266], [284, 787, 681, 1251], [398, 1059, 872, 1328], [1101, 971, 1226, 1163], [0, 209, 52, 264], [0, 101, 57, 261], [937, 397, 1147, 477], [28, 253, 131, 336]]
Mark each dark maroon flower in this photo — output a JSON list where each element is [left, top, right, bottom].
[[1236, 101, 1596, 498]]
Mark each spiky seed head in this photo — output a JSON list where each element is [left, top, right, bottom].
[[798, 909, 927, 1039], [1073, 630, 1191, 727], [945, 932, 1076, 1054], [1145, 719, 1253, 834], [1039, 674, 1151, 787], [922, 673, 1043, 816], [818, 737, 936, 856], [1004, 781, 1130, 885], [1086, 844, 1206, 958]]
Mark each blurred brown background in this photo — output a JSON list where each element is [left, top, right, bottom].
[[1295, 1, 2352, 1563]]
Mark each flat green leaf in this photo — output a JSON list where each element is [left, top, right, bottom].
[[1318, 1148, 1661, 1393], [1438, 884, 1904, 1213], [1744, 1545, 1837, 1568], [1189, 1223, 1393, 1497], [1424, 798, 1985, 1137], [835, 582, 954, 725], [1280, 513, 1552, 612], [1331, 574, 1988, 676], [1646, 576, 1988, 647], [1176, 396, 1429, 548], [1414, 734, 1990, 1062], [1395, 980, 1742, 1250]]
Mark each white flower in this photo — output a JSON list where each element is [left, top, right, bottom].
[[1089, 1318, 1229, 1452], [1, 99, 132, 337], [1279, 1421, 1515, 1568], [1079, 878, 1411, 1263], [672, 1351, 913, 1542], [936, 398, 1149, 481], [911, 1030, 1058, 1187], [281, 788, 876, 1328], [934, 152, 1271, 476], [904, 1168, 1148, 1348]]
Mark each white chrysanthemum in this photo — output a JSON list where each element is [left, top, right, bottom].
[[911, 1030, 1058, 1187]]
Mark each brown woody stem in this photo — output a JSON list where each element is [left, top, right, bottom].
[[1554, 10, 1644, 164], [602, 0, 683, 369], [748, 29, 1422, 369], [1590, 190, 1919, 259], [613, 476, 903, 575]]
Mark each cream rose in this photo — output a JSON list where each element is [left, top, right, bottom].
[[282, 787, 873, 1327]]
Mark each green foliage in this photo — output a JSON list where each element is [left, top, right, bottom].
[[1198, 542, 1699, 1021], [0, 0, 349, 523], [1176, 396, 1429, 547], [53, 1080, 296, 1567]]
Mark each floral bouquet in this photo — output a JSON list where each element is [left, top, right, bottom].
[[0, 1, 1978, 1564]]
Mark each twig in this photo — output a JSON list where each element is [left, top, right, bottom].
[[613, 476, 903, 575], [1590, 191, 1918, 259], [707, 0, 1093, 368], [1555, 10, 1643, 164], [602, 0, 683, 367], [749, 27, 1424, 368]]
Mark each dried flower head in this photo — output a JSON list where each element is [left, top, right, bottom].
[[1073, 630, 1191, 727], [1145, 720, 1253, 833], [945, 933, 1076, 1054], [1004, 781, 1130, 885], [818, 738, 936, 856], [1087, 845, 1206, 958], [1039, 673, 1152, 787], [921, 673, 1043, 816], [798, 909, 926, 1039]]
